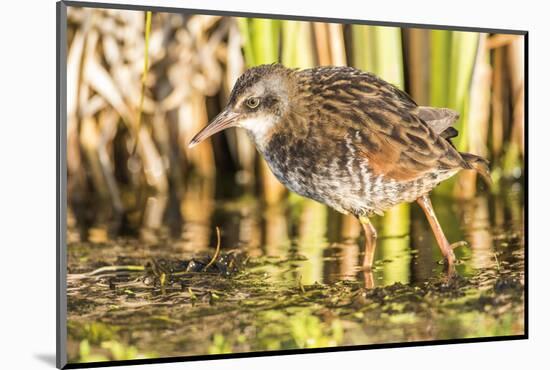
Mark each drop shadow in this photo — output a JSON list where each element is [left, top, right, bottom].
[[34, 353, 57, 367]]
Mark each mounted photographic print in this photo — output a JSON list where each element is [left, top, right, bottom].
[[56, 1, 527, 368]]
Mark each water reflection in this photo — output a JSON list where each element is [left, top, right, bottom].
[[68, 179, 524, 289]]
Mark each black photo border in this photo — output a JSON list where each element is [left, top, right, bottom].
[[56, 1, 529, 368]]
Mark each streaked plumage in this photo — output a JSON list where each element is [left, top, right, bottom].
[[189, 64, 491, 270]]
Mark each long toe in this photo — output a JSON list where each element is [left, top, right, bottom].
[[450, 240, 469, 249]]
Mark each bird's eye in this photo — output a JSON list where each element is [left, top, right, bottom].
[[246, 97, 260, 109]]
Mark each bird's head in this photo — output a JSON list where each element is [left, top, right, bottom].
[[188, 64, 294, 148]]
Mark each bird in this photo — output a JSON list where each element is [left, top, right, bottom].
[[189, 63, 491, 270]]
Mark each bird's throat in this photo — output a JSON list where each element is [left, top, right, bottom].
[[240, 116, 279, 149]]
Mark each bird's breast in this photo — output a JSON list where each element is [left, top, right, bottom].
[[260, 130, 379, 214], [261, 134, 323, 198]]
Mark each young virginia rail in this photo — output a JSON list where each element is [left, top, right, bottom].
[[189, 64, 490, 270]]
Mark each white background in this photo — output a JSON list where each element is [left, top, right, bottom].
[[0, 0, 546, 368]]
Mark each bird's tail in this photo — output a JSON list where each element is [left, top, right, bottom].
[[460, 152, 493, 187]]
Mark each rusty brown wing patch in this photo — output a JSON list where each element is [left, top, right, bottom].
[[370, 111, 468, 181], [350, 99, 464, 181], [359, 103, 467, 182]]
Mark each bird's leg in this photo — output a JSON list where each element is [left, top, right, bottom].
[[416, 194, 456, 266], [358, 215, 377, 270], [362, 270, 375, 289]]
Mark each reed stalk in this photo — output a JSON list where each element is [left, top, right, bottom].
[[457, 33, 491, 198], [429, 30, 452, 109], [133, 11, 152, 156], [503, 36, 525, 177], [282, 21, 315, 68], [431, 30, 479, 196], [403, 28, 430, 105]]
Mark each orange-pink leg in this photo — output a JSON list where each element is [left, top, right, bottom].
[[416, 194, 456, 266], [358, 216, 377, 288], [358, 216, 377, 270]]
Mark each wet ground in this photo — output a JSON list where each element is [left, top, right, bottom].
[[66, 182, 525, 363]]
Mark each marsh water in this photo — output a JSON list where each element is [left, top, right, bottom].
[[66, 180, 525, 363]]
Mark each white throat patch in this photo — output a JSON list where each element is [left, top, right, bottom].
[[239, 116, 278, 142]]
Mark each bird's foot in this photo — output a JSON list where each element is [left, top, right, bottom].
[[443, 263, 458, 283], [443, 241, 469, 266]]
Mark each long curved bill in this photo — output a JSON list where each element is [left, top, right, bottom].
[[188, 110, 239, 148]]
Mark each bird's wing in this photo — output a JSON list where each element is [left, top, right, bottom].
[[415, 106, 460, 135], [307, 68, 467, 182], [354, 105, 466, 181]]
